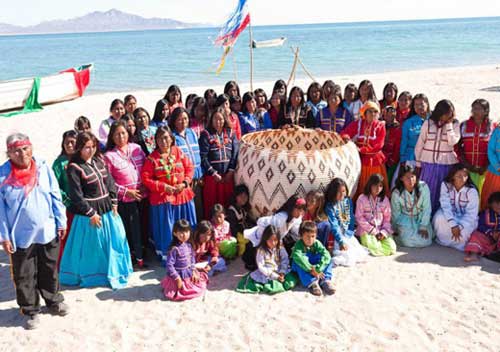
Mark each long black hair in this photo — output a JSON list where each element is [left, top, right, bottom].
[[59, 130, 78, 157], [276, 194, 306, 222], [163, 85, 182, 105], [241, 91, 256, 114], [152, 99, 169, 124], [224, 80, 240, 98], [256, 225, 280, 253], [363, 173, 386, 200], [429, 99, 455, 124], [169, 219, 192, 249], [444, 163, 476, 189], [409, 93, 430, 117], [105, 120, 130, 151], [169, 107, 190, 132], [325, 177, 349, 204], [394, 164, 421, 200]]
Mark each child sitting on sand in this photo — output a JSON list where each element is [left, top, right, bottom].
[[192, 220, 227, 276], [211, 204, 238, 259], [226, 184, 254, 256], [161, 220, 209, 301], [325, 178, 369, 266], [355, 174, 397, 256], [291, 221, 335, 296], [243, 195, 306, 270], [304, 189, 332, 250], [464, 192, 500, 262], [236, 225, 298, 294]]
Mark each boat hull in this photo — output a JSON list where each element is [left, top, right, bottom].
[[0, 64, 93, 112]]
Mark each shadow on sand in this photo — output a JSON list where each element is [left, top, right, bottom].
[[395, 243, 500, 274]]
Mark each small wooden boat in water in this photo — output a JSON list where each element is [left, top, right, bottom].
[[251, 37, 286, 49], [0, 64, 93, 112]]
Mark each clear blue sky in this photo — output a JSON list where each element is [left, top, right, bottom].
[[2, 0, 500, 26]]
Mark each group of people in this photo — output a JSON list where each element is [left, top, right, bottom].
[[2, 78, 500, 329]]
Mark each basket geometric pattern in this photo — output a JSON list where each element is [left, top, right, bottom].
[[235, 127, 362, 218]]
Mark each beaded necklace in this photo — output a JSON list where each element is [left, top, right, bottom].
[[402, 188, 417, 217], [159, 150, 177, 183]]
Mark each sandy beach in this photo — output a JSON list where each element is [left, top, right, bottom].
[[1, 65, 500, 351]]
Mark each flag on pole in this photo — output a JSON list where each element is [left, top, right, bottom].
[[214, 0, 250, 74]]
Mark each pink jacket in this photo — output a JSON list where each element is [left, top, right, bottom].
[[355, 194, 393, 237], [104, 143, 146, 203]]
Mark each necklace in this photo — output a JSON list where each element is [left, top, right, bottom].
[[402, 189, 417, 217], [159, 151, 177, 183], [337, 199, 350, 223], [368, 195, 379, 217]]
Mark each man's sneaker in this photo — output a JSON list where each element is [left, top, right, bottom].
[[24, 314, 40, 330], [308, 281, 322, 296], [321, 280, 336, 295], [48, 302, 69, 316]]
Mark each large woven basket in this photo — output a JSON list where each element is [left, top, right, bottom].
[[235, 127, 361, 218]]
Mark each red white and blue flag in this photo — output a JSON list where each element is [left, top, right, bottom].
[[214, 0, 250, 73]]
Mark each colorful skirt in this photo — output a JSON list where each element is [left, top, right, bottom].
[[236, 273, 298, 294], [332, 235, 369, 266], [150, 201, 197, 260], [161, 271, 208, 301], [433, 209, 477, 252], [360, 233, 397, 256], [420, 162, 454, 214], [59, 212, 133, 289], [203, 174, 234, 219], [469, 172, 486, 199], [354, 164, 389, 201], [57, 210, 74, 270], [464, 230, 499, 256], [481, 171, 500, 211]]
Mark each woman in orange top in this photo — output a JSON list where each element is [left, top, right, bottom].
[[341, 101, 389, 200], [141, 126, 196, 261]]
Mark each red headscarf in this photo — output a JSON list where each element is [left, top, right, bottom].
[[3, 140, 37, 196]]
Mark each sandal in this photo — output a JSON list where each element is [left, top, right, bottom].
[[309, 281, 322, 296]]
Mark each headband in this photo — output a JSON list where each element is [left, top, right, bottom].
[[295, 198, 306, 206], [7, 140, 32, 150]]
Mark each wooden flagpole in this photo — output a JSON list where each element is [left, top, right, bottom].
[[249, 20, 254, 91]]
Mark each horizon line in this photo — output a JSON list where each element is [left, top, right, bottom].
[[1, 14, 499, 38]]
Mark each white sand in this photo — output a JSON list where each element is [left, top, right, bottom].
[[1, 65, 500, 351]]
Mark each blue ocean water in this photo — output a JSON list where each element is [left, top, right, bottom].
[[1, 17, 500, 93]]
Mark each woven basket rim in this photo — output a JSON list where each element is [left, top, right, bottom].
[[239, 127, 348, 154]]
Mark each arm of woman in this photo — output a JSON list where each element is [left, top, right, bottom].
[[178, 149, 194, 185], [355, 196, 375, 235], [445, 120, 461, 147], [102, 159, 118, 209], [439, 182, 457, 228], [418, 183, 432, 229], [488, 128, 500, 172], [103, 153, 127, 201], [227, 132, 239, 173], [399, 120, 409, 163], [414, 120, 428, 167], [390, 190, 403, 226], [325, 203, 344, 246], [359, 122, 386, 154], [47, 164, 67, 232], [379, 197, 393, 237], [459, 188, 480, 233], [198, 131, 216, 176], [278, 247, 290, 274], [52, 159, 71, 207]]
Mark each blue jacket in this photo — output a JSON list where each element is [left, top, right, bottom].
[[487, 126, 500, 176], [400, 114, 427, 162], [325, 198, 355, 246], [0, 158, 66, 251], [173, 128, 203, 180], [238, 112, 261, 135]]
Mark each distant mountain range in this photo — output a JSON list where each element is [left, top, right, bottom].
[[0, 9, 210, 35]]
